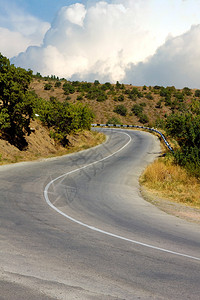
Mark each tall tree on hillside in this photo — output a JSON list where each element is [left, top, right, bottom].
[[0, 53, 35, 149], [165, 113, 200, 177]]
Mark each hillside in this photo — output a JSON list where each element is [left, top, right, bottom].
[[0, 54, 104, 165], [0, 119, 105, 165], [30, 77, 198, 126]]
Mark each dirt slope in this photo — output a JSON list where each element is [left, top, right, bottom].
[[0, 120, 104, 165]]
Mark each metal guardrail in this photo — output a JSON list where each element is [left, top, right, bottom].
[[91, 123, 173, 152]]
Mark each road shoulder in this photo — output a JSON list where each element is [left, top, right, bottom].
[[141, 186, 200, 225]]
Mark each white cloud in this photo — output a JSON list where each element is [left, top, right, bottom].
[[10, 0, 200, 87], [0, 2, 50, 58], [12, 1, 165, 80], [124, 25, 200, 88], [0, 27, 31, 57]]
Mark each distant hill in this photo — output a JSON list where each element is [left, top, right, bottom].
[[30, 76, 198, 127]]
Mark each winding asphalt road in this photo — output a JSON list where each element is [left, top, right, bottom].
[[0, 129, 200, 299]]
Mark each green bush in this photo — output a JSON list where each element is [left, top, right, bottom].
[[117, 94, 125, 101], [194, 89, 200, 97], [183, 87, 192, 96], [44, 83, 52, 90], [114, 105, 127, 116], [128, 87, 143, 100], [174, 91, 184, 101], [145, 92, 153, 100], [77, 95, 83, 101], [63, 82, 75, 94], [139, 114, 149, 124], [36, 97, 94, 146], [131, 104, 143, 116], [55, 81, 61, 88], [165, 113, 200, 177]]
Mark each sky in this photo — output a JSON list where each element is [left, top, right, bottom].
[[0, 0, 200, 88]]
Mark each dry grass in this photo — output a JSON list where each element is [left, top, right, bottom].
[[30, 79, 173, 125], [140, 157, 200, 208]]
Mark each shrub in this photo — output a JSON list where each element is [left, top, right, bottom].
[[183, 87, 192, 96], [63, 82, 75, 94], [194, 89, 200, 97], [118, 94, 125, 101], [77, 95, 83, 101], [96, 94, 107, 102], [114, 105, 127, 116], [101, 82, 112, 90], [55, 81, 61, 88], [174, 92, 184, 101], [107, 116, 122, 125], [94, 80, 100, 86], [131, 104, 143, 116], [146, 92, 153, 100], [115, 81, 121, 89], [164, 95, 172, 106], [44, 83, 52, 90], [139, 114, 149, 124], [156, 100, 162, 108]]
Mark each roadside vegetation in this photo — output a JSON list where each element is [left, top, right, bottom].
[[140, 156, 200, 208], [0, 53, 103, 163], [1, 53, 200, 208]]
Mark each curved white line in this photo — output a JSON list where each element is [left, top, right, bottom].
[[44, 130, 200, 262]]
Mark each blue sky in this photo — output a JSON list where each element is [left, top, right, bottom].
[[17, 0, 82, 22], [0, 0, 78, 22], [1, 0, 200, 88]]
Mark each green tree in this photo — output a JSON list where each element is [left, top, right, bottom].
[[131, 104, 143, 116], [194, 89, 200, 97], [94, 80, 100, 86], [35, 97, 94, 146], [0, 53, 35, 149], [183, 87, 192, 96], [165, 113, 200, 176]]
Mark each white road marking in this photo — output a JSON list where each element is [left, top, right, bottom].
[[44, 130, 200, 262]]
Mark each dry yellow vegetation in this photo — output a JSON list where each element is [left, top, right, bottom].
[[140, 157, 200, 208]]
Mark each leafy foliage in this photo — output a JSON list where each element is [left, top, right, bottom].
[[113, 104, 127, 116], [44, 83, 52, 90], [126, 87, 143, 100], [0, 53, 36, 149], [131, 104, 143, 116], [0, 54, 95, 150], [165, 113, 200, 177], [145, 92, 153, 100], [194, 89, 200, 97], [63, 82, 75, 94], [35, 97, 94, 146], [55, 81, 61, 88], [139, 114, 149, 124]]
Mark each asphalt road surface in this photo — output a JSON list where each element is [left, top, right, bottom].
[[0, 128, 200, 300]]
